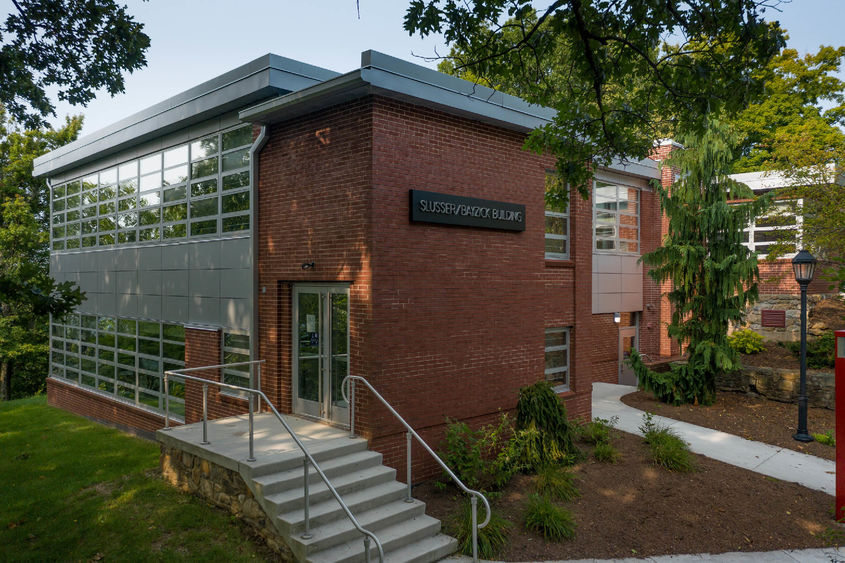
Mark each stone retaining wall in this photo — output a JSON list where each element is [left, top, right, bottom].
[[737, 294, 841, 342], [717, 366, 834, 410], [160, 445, 293, 561]]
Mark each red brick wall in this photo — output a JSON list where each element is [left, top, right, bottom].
[[255, 96, 597, 480], [47, 377, 163, 435], [183, 327, 249, 424], [256, 98, 373, 420], [758, 259, 830, 296]]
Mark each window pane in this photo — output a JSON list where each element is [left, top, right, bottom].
[[545, 349, 567, 371], [139, 321, 160, 338], [163, 224, 187, 239], [139, 208, 160, 226], [191, 197, 217, 218], [164, 145, 189, 168], [222, 126, 252, 151], [100, 168, 117, 185], [221, 172, 248, 192], [222, 148, 249, 172], [163, 185, 187, 203], [163, 324, 185, 342], [222, 215, 249, 232], [119, 161, 137, 181], [545, 330, 567, 348], [163, 166, 187, 187], [162, 203, 187, 222], [140, 154, 161, 175], [191, 156, 218, 178], [224, 333, 250, 349], [191, 220, 217, 236], [191, 136, 218, 159], [191, 179, 217, 197], [544, 238, 566, 256], [140, 173, 161, 191], [222, 192, 249, 213], [544, 215, 566, 236]]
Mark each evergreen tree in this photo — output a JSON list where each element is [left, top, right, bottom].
[[630, 120, 770, 405]]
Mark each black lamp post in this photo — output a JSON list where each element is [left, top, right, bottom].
[[792, 249, 817, 443]]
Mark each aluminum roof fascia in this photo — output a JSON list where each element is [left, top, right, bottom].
[[238, 70, 371, 124], [33, 54, 339, 178], [602, 157, 661, 180], [240, 50, 556, 132]]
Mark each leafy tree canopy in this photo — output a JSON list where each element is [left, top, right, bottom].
[[732, 45, 845, 172], [0, 109, 85, 399], [405, 0, 786, 200], [1, 0, 150, 129], [631, 120, 770, 405]]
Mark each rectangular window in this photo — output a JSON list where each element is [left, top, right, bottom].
[[544, 327, 570, 389], [49, 123, 253, 253], [222, 332, 251, 392], [594, 181, 639, 253], [544, 185, 570, 260], [742, 199, 801, 257], [49, 314, 186, 420]]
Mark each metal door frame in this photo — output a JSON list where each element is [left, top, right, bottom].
[[291, 284, 350, 425]]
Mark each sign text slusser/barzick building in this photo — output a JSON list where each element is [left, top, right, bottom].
[[409, 189, 526, 231]]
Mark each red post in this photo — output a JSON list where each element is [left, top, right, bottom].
[[836, 330, 845, 521]]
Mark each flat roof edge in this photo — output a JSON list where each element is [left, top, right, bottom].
[[239, 50, 555, 133], [34, 54, 339, 177]]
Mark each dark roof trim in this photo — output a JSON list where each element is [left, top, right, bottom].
[[33, 54, 338, 177]]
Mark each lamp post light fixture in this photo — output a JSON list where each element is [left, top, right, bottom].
[[792, 249, 817, 443]]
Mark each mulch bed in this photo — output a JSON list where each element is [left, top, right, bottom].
[[414, 430, 839, 561], [621, 390, 836, 461]]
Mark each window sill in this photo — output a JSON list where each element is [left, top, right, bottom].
[[545, 259, 575, 269], [551, 383, 571, 395]]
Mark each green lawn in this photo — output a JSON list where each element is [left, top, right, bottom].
[[0, 396, 271, 561]]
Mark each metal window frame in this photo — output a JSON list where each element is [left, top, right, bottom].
[[544, 327, 570, 391], [592, 180, 640, 254]]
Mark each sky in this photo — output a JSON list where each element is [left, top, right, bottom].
[[5, 0, 844, 136]]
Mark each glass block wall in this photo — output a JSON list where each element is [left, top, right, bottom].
[[50, 124, 253, 251], [50, 314, 187, 420]]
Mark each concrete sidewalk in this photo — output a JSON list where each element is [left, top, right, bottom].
[[592, 382, 835, 496], [443, 546, 845, 562]]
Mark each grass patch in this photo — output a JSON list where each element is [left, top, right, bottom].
[[523, 493, 576, 541], [639, 412, 696, 473], [593, 441, 621, 463], [0, 396, 270, 561], [535, 464, 580, 501]]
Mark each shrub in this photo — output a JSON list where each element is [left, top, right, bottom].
[[578, 416, 618, 445], [450, 500, 511, 558], [728, 329, 766, 354], [523, 493, 576, 541], [514, 381, 580, 470], [783, 331, 836, 369], [535, 465, 580, 501], [639, 413, 696, 472], [813, 429, 836, 447], [438, 413, 517, 492], [593, 441, 621, 463]]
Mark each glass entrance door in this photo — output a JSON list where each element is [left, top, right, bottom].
[[292, 285, 349, 425], [618, 315, 639, 386]]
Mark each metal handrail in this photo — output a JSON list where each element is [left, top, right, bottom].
[[162, 362, 385, 562], [342, 375, 491, 563]]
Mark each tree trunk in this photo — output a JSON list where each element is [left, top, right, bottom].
[[0, 360, 10, 401]]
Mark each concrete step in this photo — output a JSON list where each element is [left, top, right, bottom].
[[306, 515, 451, 563], [380, 533, 459, 563], [244, 436, 370, 479], [279, 480, 409, 536], [287, 498, 430, 560], [253, 449, 384, 498], [264, 464, 397, 517]]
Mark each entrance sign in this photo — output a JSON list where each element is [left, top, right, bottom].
[[410, 190, 526, 231]]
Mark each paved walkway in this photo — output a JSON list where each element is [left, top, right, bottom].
[[445, 383, 841, 563], [592, 383, 835, 496]]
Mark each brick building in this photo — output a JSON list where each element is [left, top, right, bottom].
[[36, 51, 676, 472]]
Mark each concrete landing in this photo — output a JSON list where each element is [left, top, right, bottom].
[[157, 412, 351, 474]]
